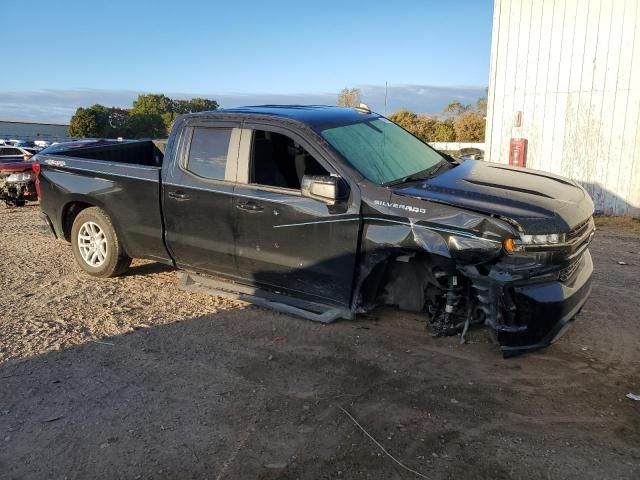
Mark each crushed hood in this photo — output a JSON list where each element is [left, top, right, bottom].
[[394, 160, 594, 234]]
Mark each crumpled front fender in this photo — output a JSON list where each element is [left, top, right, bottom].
[[351, 212, 513, 311]]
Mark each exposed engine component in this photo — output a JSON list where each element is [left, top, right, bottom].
[[370, 255, 487, 341], [0, 171, 36, 206], [425, 272, 488, 343]]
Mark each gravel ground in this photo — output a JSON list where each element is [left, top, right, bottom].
[[1, 205, 639, 479]]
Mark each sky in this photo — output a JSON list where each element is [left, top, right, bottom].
[[2, 0, 493, 122]]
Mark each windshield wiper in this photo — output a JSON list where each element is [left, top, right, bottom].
[[384, 160, 450, 186], [441, 152, 461, 164]]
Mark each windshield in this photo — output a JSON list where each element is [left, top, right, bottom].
[[321, 117, 445, 185]]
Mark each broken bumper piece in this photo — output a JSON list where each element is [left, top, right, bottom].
[[496, 250, 593, 357]]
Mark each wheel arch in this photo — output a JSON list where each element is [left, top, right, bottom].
[[60, 196, 131, 257], [353, 248, 456, 313]]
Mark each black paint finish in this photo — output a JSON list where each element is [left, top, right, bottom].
[[393, 159, 594, 234], [36, 106, 597, 355], [38, 155, 169, 263], [232, 186, 361, 306]]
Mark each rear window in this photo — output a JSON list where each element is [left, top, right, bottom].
[[186, 128, 232, 180]]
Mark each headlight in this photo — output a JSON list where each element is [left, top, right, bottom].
[[6, 172, 34, 182], [503, 232, 566, 253]]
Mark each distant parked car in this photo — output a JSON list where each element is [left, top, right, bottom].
[[0, 146, 38, 162], [458, 147, 485, 161], [7, 139, 30, 147], [33, 140, 51, 148]]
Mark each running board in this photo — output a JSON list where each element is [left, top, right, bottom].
[[177, 271, 352, 323]]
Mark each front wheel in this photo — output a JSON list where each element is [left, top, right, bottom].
[[71, 207, 131, 277]]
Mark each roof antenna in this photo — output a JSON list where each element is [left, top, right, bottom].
[[382, 81, 388, 164], [384, 81, 388, 117]]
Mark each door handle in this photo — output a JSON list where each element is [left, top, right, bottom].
[[236, 201, 264, 213], [168, 190, 190, 201]]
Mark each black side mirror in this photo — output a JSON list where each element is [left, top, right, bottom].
[[301, 175, 347, 204]]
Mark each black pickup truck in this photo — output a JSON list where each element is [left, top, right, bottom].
[[36, 105, 595, 355]]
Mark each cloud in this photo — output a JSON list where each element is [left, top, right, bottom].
[[0, 85, 487, 123]]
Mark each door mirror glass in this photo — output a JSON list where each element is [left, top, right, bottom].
[[301, 175, 346, 204]]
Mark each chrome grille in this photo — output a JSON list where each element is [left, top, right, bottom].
[[567, 218, 591, 242], [559, 256, 582, 282]]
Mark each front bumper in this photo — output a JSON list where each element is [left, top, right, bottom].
[[497, 250, 593, 356], [0, 180, 37, 206]]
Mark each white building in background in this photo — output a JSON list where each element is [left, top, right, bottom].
[[485, 0, 640, 217], [0, 120, 69, 143]]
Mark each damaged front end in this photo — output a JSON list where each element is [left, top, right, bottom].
[[0, 167, 37, 207], [354, 205, 595, 357]]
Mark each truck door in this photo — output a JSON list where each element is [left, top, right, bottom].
[[232, 124, 361, 307], [163, 121, 241, 277]]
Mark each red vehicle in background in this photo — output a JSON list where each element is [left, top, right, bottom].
[[0, 159, 37, 206], [1, 140, 126, 206]]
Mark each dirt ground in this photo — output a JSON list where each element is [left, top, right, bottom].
[[1, 205, 639, 479]]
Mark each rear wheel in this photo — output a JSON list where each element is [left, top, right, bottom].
[[71, 207, 131, 277]]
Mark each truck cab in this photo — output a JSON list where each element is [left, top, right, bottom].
[[162, 108, 366, 308]]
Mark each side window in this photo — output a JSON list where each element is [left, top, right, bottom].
[[186, 127, 232, 180], [251, 130, 329, 190], [0, 148, 19, 155]]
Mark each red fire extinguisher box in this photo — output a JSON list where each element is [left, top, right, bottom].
[[509, 138, 527, 167]]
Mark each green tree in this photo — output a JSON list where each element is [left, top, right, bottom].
[[68, 104, 110, 138], [443, 101, 470, 119], [388, 108, 419, 130], [131, 94, 173, 116], [168, 97, 219, 134], [388, 109, 439, 142], [69, 108, 98, 138], [433, 120, 456, 142], [128, 94, 219, 136], [65, 95, 219, 139], [412, 114, 438, 142], [337, 88, 361, 107], [105, 107, 130, 137], [126, 112, 166, 139], [173, 98, 219, 115], [388, 95, 488, 144], [454, 111, 486, 142], [130, 94, 174, 136]]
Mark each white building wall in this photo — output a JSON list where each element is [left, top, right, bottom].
[[0, 121, 69, 142], [486, 0, 640, 217]]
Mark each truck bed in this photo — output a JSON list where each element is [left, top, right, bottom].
[[52, 140, 164, 167], [37, 140, 170, 263]]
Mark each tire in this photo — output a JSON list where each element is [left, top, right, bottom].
[[71, 207, 132, 277]]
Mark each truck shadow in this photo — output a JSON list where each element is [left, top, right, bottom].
[[0, 303, 638, 479], [2, 210, 639, 478]]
